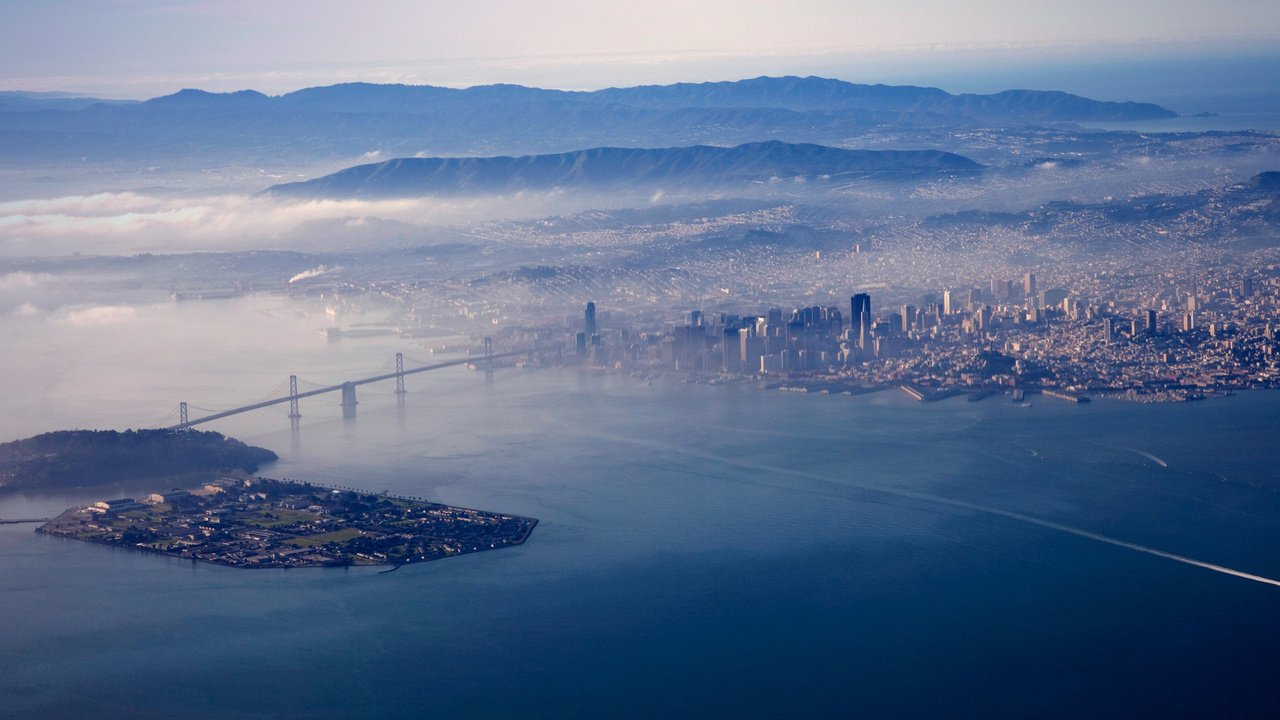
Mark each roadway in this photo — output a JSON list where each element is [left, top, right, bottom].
[[170, 346, 555, 430]]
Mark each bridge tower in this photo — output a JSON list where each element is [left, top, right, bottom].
[[395, 353, 407, 394], [484, 336, 494, 372], [179, 401, 188, 428], [288, 375, 301, 418], [341, 382, 358, 418]]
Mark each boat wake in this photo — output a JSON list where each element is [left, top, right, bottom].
[[583, 431, 1280, 590], [1126, 448, 1170, 468]]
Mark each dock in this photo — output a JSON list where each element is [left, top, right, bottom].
[[1041, 389, 1091, 404]]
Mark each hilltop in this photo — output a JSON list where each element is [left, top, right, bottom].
[[264, 140, 983, 199], [0, 429, 277, 491]]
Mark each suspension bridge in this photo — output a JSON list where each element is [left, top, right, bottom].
[[160, 339, 558, 430]]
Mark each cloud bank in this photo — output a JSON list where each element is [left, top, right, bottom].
[[58, 304, 139, 326], [0, 190, 619, 256]]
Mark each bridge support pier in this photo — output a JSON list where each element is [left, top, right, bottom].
[[483, 336, 494, 383], [341, 382, 358, 418], [288, 375, 301, 418], [395, 353, 406, 394]]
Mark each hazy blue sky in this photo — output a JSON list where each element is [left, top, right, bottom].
[[2, 0, 1278, 97]]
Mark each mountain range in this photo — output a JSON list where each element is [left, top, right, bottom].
[[137, 76, 1174, 121], [263, 141, 983, 199], [0, 76, 1176, 166]]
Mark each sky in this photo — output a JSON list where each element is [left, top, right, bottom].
[[0, 1, 1277, 101]]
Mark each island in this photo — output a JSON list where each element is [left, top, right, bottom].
[[0, 429, 277, 491], [37, 474, 537, 569]]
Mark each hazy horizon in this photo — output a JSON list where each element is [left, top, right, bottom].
[[3, 44, 1277, 105], [2, 0, 1278, 104]]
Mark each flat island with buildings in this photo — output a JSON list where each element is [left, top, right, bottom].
[[37, 475, 537, 569]]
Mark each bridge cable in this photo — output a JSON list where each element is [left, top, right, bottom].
[[183, 378, 290, 418], [147, 405, 180, 429], [245, 379, 290, 404]]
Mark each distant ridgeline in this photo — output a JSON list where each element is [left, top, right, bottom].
[[0, 429, 277, 490], [264, 140, 983, 199], [134, 77, 1175, 121], [0, 76, 1177, 164], [1252, 171, 1280, 191]]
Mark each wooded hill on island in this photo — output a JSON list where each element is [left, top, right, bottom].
[[0, 429, 277, 491]]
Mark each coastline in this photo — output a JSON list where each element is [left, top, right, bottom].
[[610, 365, 1252, 405], [35, 477, 538, 571]]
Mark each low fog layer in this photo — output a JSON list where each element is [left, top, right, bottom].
[[0, 190, 643, 256], [2, 138, 1277, 259]]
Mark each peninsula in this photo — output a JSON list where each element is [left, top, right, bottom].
[[38, 475, 537, 569]]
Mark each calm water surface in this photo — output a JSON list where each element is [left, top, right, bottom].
[[2, 294, 1279, 719]]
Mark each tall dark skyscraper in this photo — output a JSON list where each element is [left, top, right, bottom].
[[584, 301, 597, 336], [850, 293, 871, 349]]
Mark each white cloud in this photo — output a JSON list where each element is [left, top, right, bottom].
[[0, 192, 423, 243], [58, 304, 138, 326], [0, 192, 446, 254], [0, 271, 53, 289], [0, 188, 662, 255]]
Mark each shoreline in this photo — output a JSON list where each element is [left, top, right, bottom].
[[35, 476, 538, 571], [608, 365, 1252, 405]]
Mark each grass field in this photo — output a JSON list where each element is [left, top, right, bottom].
[[284, 527, 364, 547], [242, 509, 313, 528]]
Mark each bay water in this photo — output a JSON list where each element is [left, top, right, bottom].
[[2, 294, 1279, 718]]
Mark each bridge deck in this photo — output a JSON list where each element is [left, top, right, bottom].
[[170, 346, 554, 429]]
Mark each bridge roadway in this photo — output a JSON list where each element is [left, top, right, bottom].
[[170, 346, 554, 430]]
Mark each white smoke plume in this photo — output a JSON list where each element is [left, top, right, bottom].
[[288, 265, 341, 283]]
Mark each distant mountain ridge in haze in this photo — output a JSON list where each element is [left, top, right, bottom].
[[0, 76, 1176, 166], [264, 141, 983, 199], [0, 90, 135, 112], [588, 76, 1176, 122], [147, 76, 1175, 122]]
